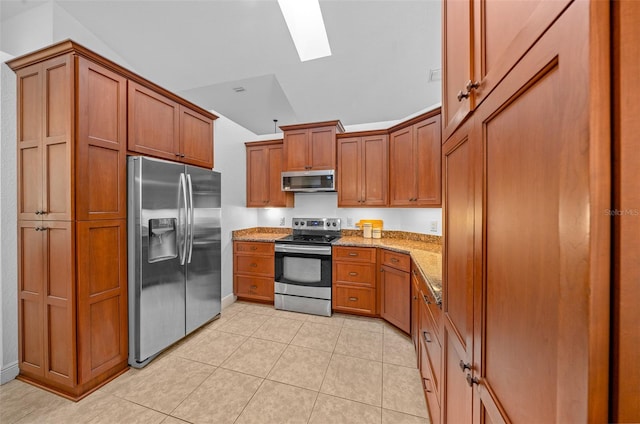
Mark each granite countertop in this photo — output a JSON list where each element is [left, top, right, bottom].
[[334, 236, 442, 305], [232, 227, 443, 305]]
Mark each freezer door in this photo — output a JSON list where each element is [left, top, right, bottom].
[[128, 156, 187, 364], [185, 165, 222, 334]]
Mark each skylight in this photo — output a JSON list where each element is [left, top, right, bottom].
[[278, 0, 332, 62]]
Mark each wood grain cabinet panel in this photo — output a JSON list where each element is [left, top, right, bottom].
[[245, 140, 293, 208], [332, 246, 377, 316], [389, 112, 441, 207], [333, 285, 376, 316], [233, 241, 275, 302], [281, 121, 344, 171], [380, 263, 410, 333], [179, 105, 214, 169], [337, 134, 388, 207]]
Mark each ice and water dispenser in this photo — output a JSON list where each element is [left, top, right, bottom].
[[148, 218, 178, 263]]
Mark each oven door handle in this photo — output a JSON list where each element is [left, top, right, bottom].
[[275, 244, 332, 255]]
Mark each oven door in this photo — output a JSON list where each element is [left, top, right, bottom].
[[274, 244, 332, 291]]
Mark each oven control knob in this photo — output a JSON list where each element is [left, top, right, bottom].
[[300, 222, 305, 226], [332, 222, 336, 227]]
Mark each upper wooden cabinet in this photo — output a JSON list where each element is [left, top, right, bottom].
[[128, 82, 215, 169], [337, 133, 388, 207], [245, 140, 293, 208], [281, 120, 344, 171], [442, 0, 571, 139], [389, 111, 442, 207]]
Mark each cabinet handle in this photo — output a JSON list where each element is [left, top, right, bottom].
[[423, 331, 432, 343], [348, 252, 358, 257], [250, 263, 258, 267], [349, 272, 358, 276], [181, 154, 185, 158], [250, 246, 258, 250], [465, 80, 480, 92], [175, 153, 181, 157], [390, 257, 399, 263], [250, 285, 258, 289], [348, 297, 358, 301], [422, 294, 431, 305], [459, 360, 472, 372], [466, 374, 479, 387], [413, 295, 418, 300], [422, 378, 433, 393], [457, 90, 470, 102]]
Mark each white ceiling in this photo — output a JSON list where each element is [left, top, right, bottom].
[[1, 0, 442, 135]]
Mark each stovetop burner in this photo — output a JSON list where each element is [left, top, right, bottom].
[[275, 217, 342, 245]]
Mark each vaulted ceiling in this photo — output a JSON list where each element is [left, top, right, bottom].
[[1, 0, 442, 135]]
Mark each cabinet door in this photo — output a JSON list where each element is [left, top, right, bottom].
[[179, 105, 214, 169], [76, 220, 128, 383], [267, 144, 293, 207], [475, 3, 609, 422], [309, 126, 336, 170], [283, 129, 309, 171], [18, 221, 76, 388], [246, 146, 268, 207], [337, 137, 362, 206], [128, 81, 180, 161], [17, 55, 73, 221], [380, 266, 410, 333], [442, 118, 476, 424], [389, 126, 415, 206], [362, 135, 388, 206], [76, 57, 127, 221], [414, 116, 441, 206], [442, 0, 473, 139], [235, 275, 274, 302]]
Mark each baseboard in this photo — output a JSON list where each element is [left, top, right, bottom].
[[0, 361, 19, 385], [222, 293, 237, 310]]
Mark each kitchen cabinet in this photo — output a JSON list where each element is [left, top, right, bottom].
[[233, 241, 275, 303], [440, 2, 610, 422], [128, 81, 215, 169], [9, 43, 129, 399], [337, 132, 388, 207], [442, 0, 571, 140], [281, 121, 344, 171], [332, 246, 377, 316], [389, 111, 441, 207], [419, 287, 442, 424], [245, 140, 293, 208], [379, 250, 410, 333]]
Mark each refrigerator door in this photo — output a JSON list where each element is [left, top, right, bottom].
[[185, 165, 222, 334], [128, 156, 187, 365]]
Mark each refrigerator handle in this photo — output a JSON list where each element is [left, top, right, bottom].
[[186, 173, 195, 264], [179, 172, 188, 266]]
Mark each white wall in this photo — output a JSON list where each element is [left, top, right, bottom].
[[256, 193, 442, 236], [211, 112, 258, 304], [0, 55, 19, 383]]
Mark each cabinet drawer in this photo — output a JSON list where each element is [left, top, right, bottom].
[[234, 241, 274, 255], [334, 262, 376, 286], [234, 255, 274, 277], [235, 275, 274, 302], [333, 246, 376, 263], [420, 337, 441, 424], [421, 288, 442, 341], [333, 285, 376, 315], [380, 250, 410, 272], [420, 299, 442, 395]]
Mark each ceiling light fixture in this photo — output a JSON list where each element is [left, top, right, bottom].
[[278, 0, 332, 62]]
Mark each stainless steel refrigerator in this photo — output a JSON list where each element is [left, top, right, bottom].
[[127, 156, 221, 368]]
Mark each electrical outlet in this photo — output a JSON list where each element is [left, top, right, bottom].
[[279, 217, 286, 226], [347, 217, 353, 227], [430, 220, 438, 232]]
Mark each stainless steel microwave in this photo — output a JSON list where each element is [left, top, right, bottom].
[[281, 170, 336, 192]]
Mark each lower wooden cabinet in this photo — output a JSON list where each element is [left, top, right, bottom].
[[17, 219, 128, 399], [380, 251, 410, 333], [332, 246, 377, 315], [233, 241, 275, 303]]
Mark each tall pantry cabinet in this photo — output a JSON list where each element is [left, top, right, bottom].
[[10, 43, 129, 399], [441, 1, 610, 423]]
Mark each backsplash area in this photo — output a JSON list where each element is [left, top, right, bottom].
[[256, 192, 443, 236]]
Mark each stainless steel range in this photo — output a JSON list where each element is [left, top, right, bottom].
[[274, 217, 341, 316]]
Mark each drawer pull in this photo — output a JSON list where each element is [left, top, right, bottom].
[[466, 374, 479, 387], [250, 246, 258, 250], [422, 294, 431, 305], [459, 360, 472, 372], [349, 272, 358, 276], [423, 331, 432, 343], [422, 378, 433, 393], [250, 285, 258, 289], [348, 297, 358, 302], [348, 252, 359, 257], [250, 263, 258, 267], [390, 257, 399, 263]]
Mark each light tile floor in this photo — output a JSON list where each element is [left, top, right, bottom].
[[0, 301, 429, 424]]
